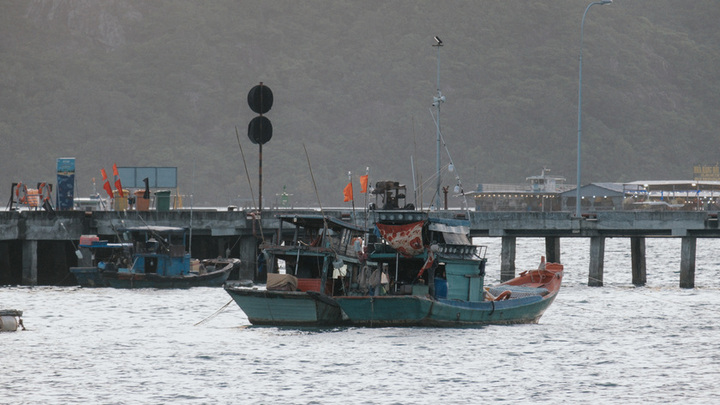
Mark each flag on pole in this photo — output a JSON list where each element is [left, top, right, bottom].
[[100, 168, 113, 198], [360, 174, 369, 193], [112, 163, 124, 197], [343, 181, 354, 202]]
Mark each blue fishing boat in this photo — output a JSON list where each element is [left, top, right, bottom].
[[224, 215, 367, 326], [71, 226, 234, 289], [334, 215, 564, 327], [69, 235, 126, 287]]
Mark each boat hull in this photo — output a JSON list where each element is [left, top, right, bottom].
[[224, 286, 347, 326], [335, 292, 557, 327], [102, 266, 232, 289], [69, 267, 108, 287]]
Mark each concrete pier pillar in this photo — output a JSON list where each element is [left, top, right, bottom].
[[238, 236, 258, 281], [218, 237, 228, 258], [631, 237, 647, 286], [500, 236, 516, 282], [22, 240, 38, 286], [588, 236, 605, 287], [680, 236, 696, 289], [545, 237, 561, 263], [0, 243, 11, 284]]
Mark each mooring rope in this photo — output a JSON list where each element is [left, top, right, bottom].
[[194, 299, 234, 326]]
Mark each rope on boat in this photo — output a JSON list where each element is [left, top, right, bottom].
[[194, 299, 234, 326]]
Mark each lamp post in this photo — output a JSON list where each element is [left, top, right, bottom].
[[576, 0, 612, 217]]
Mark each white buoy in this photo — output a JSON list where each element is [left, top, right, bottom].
[[0, 310, 24, 332]]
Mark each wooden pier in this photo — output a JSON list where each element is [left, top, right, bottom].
[[1, 208, 718, 287]]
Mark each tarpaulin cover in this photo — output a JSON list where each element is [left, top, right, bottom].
[[267, 273, 298, 291], [375, 221, 425, 257]]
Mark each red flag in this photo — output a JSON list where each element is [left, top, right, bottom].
[[100, 168, 113, 198], [112, 163, 124, 197], [360, 175, 369, 193], [343, 182, 353, 202]]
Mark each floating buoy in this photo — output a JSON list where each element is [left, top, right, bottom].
[[0, 310, 24, 332]]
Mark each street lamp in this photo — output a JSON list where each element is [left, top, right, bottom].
[[576, 0, 611, 217]]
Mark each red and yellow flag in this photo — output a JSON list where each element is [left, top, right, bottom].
[[343, 182, 354, 202], [112, 163, 124, 197], [100, 168, 113, 198], [360, 175, 369, 193]]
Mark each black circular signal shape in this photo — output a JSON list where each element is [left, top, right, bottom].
[[248, 115, 272, 144], [247, 84, 273, 115]]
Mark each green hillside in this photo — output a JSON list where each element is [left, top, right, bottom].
[[1, 1, 718, 208]]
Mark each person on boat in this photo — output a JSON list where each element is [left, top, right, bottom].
[[256, 251, 267, 283], [369, 264, 390, 296], [357, 265, 372, 294]]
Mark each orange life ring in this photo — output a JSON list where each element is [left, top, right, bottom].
[[16, 183, 28, 204], [38, 182, 52, 202], [494, 290, 512, 301]]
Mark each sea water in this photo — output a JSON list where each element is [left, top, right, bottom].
[[2, 237, 719, 404]]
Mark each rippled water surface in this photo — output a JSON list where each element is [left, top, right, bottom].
[[2, 238, 720, 404]]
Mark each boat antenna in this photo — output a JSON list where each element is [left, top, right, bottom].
[[432, 35, 445, 210], [428, 109, 471, 216], [189, 154, 195, 254], [348, 171, 356, 219], [236, 126, 258, 211], [302, 143, 329, 230], [411, 115, 419, 208]]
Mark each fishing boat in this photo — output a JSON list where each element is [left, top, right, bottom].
[[72, 226, 234, 289], [224, 214, 367, 326], [334, 215, 564, 327], [69, 234, 121, 287], [0, 310, 25, 332], [203, 257, 243, 281]]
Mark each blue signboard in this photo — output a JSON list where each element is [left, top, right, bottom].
[[56, 157, 75, 210]]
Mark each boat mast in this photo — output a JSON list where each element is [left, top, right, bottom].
[[432, 36, 445, 210]]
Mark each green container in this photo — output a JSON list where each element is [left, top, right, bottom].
[[155, 190, 171, 211]]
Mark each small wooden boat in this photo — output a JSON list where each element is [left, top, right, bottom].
[[0, 310, 25, 332], [72, 226, 235, 289]]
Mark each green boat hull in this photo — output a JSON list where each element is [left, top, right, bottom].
[[224, 287, 348, 326], [335, 292, 557, 327]]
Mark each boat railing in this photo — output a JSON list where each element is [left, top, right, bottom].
[[433, 243, 487, 261]]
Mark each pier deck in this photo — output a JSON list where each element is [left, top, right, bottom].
[[1, 209, 718, 287]]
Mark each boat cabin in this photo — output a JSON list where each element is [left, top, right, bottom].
[[370, 180, 414, 210], [364, 218, 487, 301], [264, 215, 366, 284], [115, 226, 191, 276]]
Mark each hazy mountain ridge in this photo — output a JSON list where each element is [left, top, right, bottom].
[[2, 1, 718, 207]]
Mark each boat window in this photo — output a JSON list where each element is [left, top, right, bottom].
[[442, 232, 470, 245]]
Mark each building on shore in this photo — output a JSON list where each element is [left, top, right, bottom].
[[470, 169, 720, 213]]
